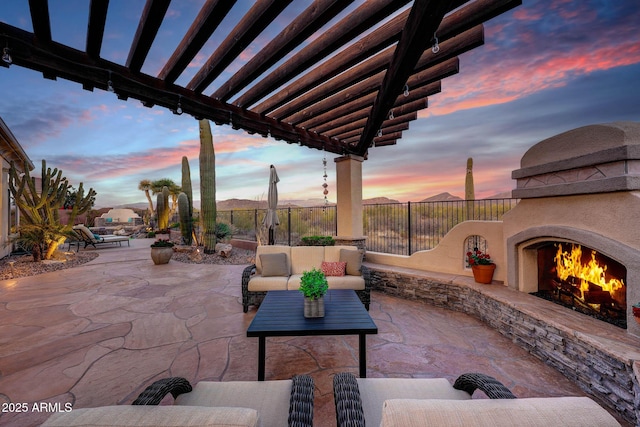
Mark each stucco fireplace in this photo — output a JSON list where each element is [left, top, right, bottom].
[[504, 122, 640, 337]]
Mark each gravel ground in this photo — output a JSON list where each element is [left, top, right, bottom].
[[0, 246, 256, 280]]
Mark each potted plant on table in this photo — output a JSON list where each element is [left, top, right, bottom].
[[467, 249, 496, 284], [150, 238, 175, 265], [299, 268, 329, 318]]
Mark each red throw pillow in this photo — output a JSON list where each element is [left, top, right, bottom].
[[321, 261, 346, 277]]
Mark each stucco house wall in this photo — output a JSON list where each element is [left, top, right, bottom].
[[0, 117, 34, 259]]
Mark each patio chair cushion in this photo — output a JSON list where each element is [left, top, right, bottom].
[[356, 377, 471, 427], [379, 397, 621, 427], [259, 253, 289, 277], [340, 249, 363, 276], [247, 275, 289, 291], [176, 380, 293, 427], [41, 405, 259, 427]]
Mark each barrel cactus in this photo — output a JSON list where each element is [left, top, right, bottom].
[[178, 192, 192, 245], [199, 119, 217, 253]]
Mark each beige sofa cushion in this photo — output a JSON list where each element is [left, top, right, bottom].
[[326, 275, 365, 290], [42, 405, 259, 427], [255, 246, 290, 275], [379, 397, 621, 427], [176, 380, 293, 427], [248, 276, 289, 292], [290, 246, 325, 274], [356, 378, 471, 427], [323, 245, 357, 262]]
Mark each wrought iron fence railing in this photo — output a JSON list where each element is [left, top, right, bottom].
[[218, 199, 518, 255]]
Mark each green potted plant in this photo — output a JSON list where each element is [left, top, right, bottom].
[[467, 249, 496, 284], [299, 268, 329, 318], [150, 238, 175, 265], [633, 302, 640, 325], [300, 235, 335, 246]]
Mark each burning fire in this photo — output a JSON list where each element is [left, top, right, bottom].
[[554, 243, 625, 299]]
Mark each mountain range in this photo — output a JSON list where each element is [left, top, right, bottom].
[[111, 191, 512, 211]]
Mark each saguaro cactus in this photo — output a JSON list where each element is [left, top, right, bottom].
[[178, 192, 192, 245], [465, 157, 475, 220], [181, 156, 193, 218], [199, 119, 217, 253], [156, 185, 170, 230]]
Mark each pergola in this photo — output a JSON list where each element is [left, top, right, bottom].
[[0, 0, 520, 157]]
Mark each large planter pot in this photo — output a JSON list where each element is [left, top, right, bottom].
[[471, 264, 496, 284], [151, 247, 174, 265], [304, 296, 325, 318]]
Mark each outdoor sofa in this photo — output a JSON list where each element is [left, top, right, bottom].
[[42, 375, 314, 427], [242, 245, 370, 312], [71, 224, 130, 251], [333, 372, 621, 427]]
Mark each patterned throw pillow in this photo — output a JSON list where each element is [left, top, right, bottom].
[[321, 261, 346, 277]]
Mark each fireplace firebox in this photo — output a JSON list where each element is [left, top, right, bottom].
[[532, 242, 627, 328]]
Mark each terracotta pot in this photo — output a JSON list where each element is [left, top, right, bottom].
[[151, 247, 173, 265], [304, 296, 325, 318], [471, 264, 496, 284]]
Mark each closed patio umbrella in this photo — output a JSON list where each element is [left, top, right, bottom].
[[263, 165, 280, 245]]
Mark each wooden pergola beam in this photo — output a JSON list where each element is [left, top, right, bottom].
[[342, 123, 409, 144], [356, 0, 453, 155], [213, 0, 355, 102], [158, 0, 237, 83], [126, 0, 171, 73], [86, 0, 109, 59], [330, 111, 417, 140], [187, 0, 292, 94], [234, 0, 410, 109], [28, 0, 52, 43], [309, 82, 440, 134]]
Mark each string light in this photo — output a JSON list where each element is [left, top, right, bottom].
[[175, 95, 183, 115], [403, 84, 409, 97], [432, 33, 440, 54], [107, 71, 115, 93], [2, 45, 12, 65]]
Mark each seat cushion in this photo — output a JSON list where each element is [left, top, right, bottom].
[[290, 246, 325, 274], [379, 397, 621, 427], [248, 275, 289, 291], [42, 405, 259, 427], [259, 253, 289, 277], [356, 377, 471, 427], [326, 275, 365, 290], [176, 380, 293, 427], [73, 224, 98, 242]]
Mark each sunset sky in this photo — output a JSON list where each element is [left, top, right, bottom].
[[1, 0, 639, 207]]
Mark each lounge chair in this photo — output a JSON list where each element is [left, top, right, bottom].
[[333, 372, 621, 427], [71, 224, 130, 251], [42, 375, 314, 427]]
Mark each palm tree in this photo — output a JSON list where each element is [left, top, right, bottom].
[[138, 179, 154, 215]]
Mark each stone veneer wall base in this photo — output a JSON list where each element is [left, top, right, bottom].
[[367, 263, 640, 426]]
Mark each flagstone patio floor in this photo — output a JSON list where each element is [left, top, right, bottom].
[[0, 239, 629, 426]]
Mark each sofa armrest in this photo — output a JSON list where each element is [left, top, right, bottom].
[[132, 377, 193, 405], [242, 264, 257, 289], [453, 373, 516, 399], [333, 372, 365, 427], [289, 375, 315, 427]]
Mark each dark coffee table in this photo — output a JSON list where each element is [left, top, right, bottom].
[[246, 289, 378, 381]]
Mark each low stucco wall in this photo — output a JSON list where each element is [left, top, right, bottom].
[[364, 221, 506, 282]]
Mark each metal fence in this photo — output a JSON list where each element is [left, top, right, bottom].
[[218, 206, 337, 246], [363, 199, 518, 255], [218, 199, 518, 255]]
